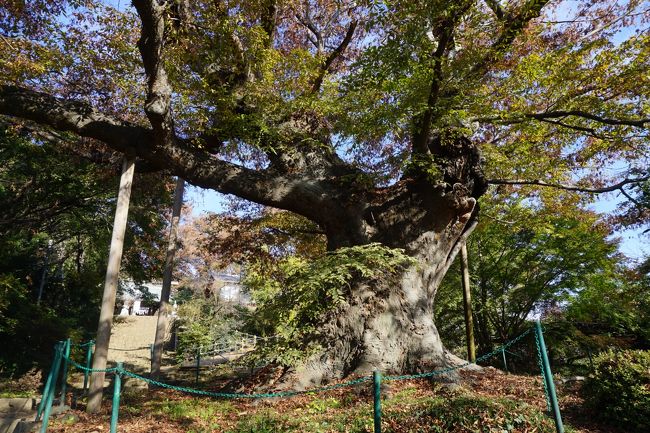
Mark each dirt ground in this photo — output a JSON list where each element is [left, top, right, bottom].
[[107, 316, 158, 371], [48, 365, 630, 433]]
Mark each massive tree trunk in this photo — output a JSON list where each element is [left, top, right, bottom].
[[292, 134, 487, 385]]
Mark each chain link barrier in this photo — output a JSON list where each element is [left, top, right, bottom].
[[384, 327, 533, 381], [121, 368, 371, 399], [60, 327, 535, 400], [534, 326, 553, 412], [72, 340, 94, 348]]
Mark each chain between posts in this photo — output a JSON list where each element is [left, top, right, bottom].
[[534, 327, 552, 412], [62, 328, 533, 400], [383, 328, 533, 381]]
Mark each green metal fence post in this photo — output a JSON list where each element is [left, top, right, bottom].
[[39, 343, 64, 433], [534, 320, 564, 433], [83, 341, 94, 393], [110, 363, 123, 433], [501, 347, 508, 373], [59, 338, 71, 410], [195, 349, 201, 386], [36, 342, 62, 421], [373, 370, 382, 433]]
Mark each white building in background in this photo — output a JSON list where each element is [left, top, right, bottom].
[[118, 280, 179, 316], [215, 271, 251, 305]]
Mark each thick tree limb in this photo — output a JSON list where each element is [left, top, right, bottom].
[[412, 2, 472, 154], [487, 176, 650, 193], [0, 85, 338, 217], [470, 0, 549, 77], [132, 0, 175, 144], [261, 0, 278, 46]]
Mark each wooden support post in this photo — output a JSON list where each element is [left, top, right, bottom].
[[87, 157, 135, 413], [460, 244, 476, 362], [151, 178, 184, 381]]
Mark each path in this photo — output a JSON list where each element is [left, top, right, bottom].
[[107, 316, 158, 371]]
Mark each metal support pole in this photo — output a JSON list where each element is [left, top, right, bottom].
[[39, 344, 63, 433], [83, 341, 94, 393], [195, 350, 201, 386], [501, 347, 508, 373], [110, 363, 123, 433], [36, 342, 62, 421], [150, 344, 154, 371], [59, 338, 71, 410], [535, 320, 564, 433], [373, 370, 382, 433]]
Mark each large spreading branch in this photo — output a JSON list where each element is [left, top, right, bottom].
[[0, 85, 337, 218], [470, 0, 550, 77], [488, 176, 650, 193], [478, 111, 650, 129]]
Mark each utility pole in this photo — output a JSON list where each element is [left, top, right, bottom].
[[150, 178, 184, 380], [460, 243, 476, 363], [87, 157, 135, 413]]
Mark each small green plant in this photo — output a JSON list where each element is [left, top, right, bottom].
[[307, 397, 341, 414], [582, 349, 650, 432], [244, 243, 415, 365]]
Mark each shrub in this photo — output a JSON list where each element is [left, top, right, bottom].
[[583, 349, 650, 432]]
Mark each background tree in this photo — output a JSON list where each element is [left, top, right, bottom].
[[0, 0, 648, 383], [435, 193, 621, 358], [0, 127, 172, 377]]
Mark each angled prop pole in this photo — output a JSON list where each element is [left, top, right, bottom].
[[87, 157, 135, 413], [460, 244, 476, 362], [151, 177, 184, 380]]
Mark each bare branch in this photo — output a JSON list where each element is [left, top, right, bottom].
[[311, 20, 358, 93], [527, 110, 649, 128], [296, 10, 324, 53], [487, 176, 650, 193]]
